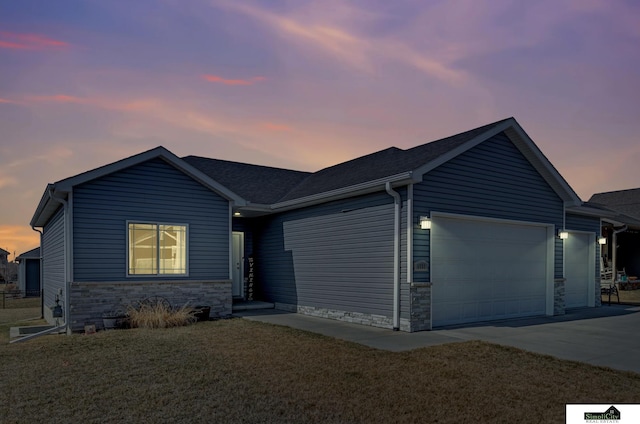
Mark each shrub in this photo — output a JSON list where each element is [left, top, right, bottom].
[[127, 300, 196, 329]]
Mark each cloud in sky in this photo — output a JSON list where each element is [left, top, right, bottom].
[[214, 0, 467, 85], [261, 122, 293, 132], [0, 225, 40, 260], [0, 31, 69, 50], [202, 74, 266, 86]]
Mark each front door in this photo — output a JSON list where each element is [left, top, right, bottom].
[[232, 232, 244, 298]]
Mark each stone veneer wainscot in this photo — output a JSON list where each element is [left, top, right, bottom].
[[69, 280, 232, 332]]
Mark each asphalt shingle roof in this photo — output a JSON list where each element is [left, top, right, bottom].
[[182, 156, 311, 205], [589, 189, 640, 221], [279, 119, 510, 202], [16, 247, 40, 260], [184, 118, 511, 205]]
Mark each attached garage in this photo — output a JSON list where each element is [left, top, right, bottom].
[[564, 231, 595, 309], [430, 214, 554, 327]]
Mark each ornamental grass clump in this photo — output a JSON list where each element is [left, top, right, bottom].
[[127, 300, 196, 329]]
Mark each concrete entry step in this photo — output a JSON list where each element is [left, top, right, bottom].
[[232, 300, 275, 312], [10, 325, 56, 339]]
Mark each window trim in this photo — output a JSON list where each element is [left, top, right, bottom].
[[126, 221, 189, 277]]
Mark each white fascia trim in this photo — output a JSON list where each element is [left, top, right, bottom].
[[270, 172, 414, 212]]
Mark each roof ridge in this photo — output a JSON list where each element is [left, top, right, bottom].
[[182, 155, 311, 175], [591, 187, 640, 197]]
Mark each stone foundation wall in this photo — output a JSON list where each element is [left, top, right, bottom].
[[554, 278, 565, 315], [274, 302, 412, 332], [69, 280, 232, 332]]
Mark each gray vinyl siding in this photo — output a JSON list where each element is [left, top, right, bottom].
[[566, 212, 601, 276], [42, 207, 65, 314], [256, 191, 409, 320], [72, 158, 230, 282], [414, 132, 565, 281]]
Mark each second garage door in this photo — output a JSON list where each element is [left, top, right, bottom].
[[431, 215, 551, 327], [564, 232, 594, 309]]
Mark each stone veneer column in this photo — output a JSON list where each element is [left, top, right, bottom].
[[409, 283, 431, 332], [554, 278, 565, 315]]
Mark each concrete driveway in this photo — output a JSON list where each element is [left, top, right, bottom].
[[236, 304, 640, 374]]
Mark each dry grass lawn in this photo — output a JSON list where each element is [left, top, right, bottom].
[[1, 318, 639, 424]]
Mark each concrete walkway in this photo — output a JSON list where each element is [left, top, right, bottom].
[[236, 304, 640, 374]]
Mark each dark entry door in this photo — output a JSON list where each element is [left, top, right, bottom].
[[25, 259, 40, 297]]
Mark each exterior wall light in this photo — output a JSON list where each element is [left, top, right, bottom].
[[557, 230, 569, 240], [598, 237, 607, 245], [419, 216, 431, 230]]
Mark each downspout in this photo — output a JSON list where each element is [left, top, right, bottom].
[[30, 225, 44, 319], [407, 184, 413, 286], [385, 182, 401, 331], [48, 187, 70, 333]]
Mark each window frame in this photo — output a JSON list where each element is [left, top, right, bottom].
[[126, 221, 189, 277]]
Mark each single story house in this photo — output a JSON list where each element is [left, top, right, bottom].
[[588, 189, 640, 280], [30, 117, 604, 333], [16, 247, 41, 297]]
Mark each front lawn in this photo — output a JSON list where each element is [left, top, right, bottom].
[[1, 319, 639, 423]]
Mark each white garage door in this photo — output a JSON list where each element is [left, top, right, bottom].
[[431, 215, 550, 327], [564, 232, 593, 309]]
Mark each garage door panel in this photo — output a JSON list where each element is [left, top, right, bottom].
[[432, 216, 549, 327]]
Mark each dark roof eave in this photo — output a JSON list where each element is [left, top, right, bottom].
[[270, 172, 415, 212], [30, 184, 65, 228]]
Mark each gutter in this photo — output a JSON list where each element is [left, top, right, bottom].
[[30, 225, 44, 319], [385, 182, 401, 331], [272, 172, 414, 212]]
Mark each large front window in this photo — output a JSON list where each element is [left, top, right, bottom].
[[128, 223, 187, 275]]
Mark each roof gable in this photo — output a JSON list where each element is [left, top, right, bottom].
[[16, 247, 40, 260], [31, 146, 245, 227], [277, 120, 512, 203], [275, 117, 581, 207]]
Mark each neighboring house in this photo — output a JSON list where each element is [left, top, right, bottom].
[[0, 247, 9, 283], [16, 247, 41, 297], [30, 117, 603, 332], [589, 189, 640, 278]]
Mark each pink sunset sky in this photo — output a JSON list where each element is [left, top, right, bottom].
[[1, 0, 639, 260]]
